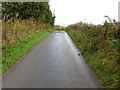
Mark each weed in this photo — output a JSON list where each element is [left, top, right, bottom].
[[66, 20, 119, 88]]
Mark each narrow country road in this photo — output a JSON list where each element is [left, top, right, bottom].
[[2, 31, 102, 88]]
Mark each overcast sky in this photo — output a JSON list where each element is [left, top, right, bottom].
[[49, 0, 120, 26]]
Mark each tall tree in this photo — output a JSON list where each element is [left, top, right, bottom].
[[2, 2, 55, 26]]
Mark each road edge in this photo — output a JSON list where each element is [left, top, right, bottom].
[[2, 32, 50, 78]]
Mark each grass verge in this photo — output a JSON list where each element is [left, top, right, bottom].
[[67, 30, 119, 88], [2, 31, 49, 74]]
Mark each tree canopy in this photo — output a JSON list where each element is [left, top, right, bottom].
[[2, 2, 55, 26]]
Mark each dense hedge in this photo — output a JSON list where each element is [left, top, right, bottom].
[[66, 18, 120, 88], [2, 2, 55, 26]]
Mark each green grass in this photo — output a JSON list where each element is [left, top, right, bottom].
[[67, 30, 119, 88], [2, 31, 49, 74]]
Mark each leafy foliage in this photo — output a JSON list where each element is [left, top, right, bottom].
[[66, 17, 120, 88], [2, 2, 55, 26], [1, 2, 55, 74]]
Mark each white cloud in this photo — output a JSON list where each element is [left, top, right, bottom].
[[50, 0, 120, 26]]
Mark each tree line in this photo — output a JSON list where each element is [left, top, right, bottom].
[[2, 2, 55, 26]]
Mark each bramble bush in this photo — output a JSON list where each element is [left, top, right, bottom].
[[66, 17, 120, 88]]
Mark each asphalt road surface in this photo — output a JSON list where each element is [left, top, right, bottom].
[[2, 31, 102, 88]]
